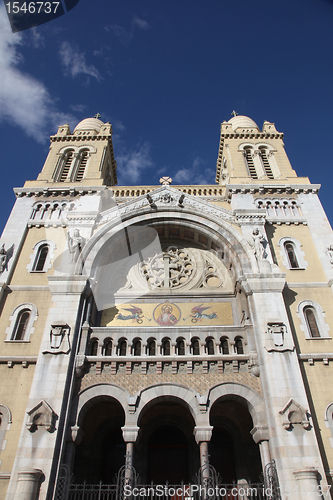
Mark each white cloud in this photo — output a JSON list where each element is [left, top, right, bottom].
[[59, 41, 101, 80], [174, 157, 215, 185], [105, 15, 149, 46], [132, 15, 149, 30], [0, 8, 75, 143], [70, 104, 87, 113], [116, 143, 153, 185], [174, 168, 192, 184]]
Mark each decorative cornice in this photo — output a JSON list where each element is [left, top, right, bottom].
[[50, 134, 112, 142], [14, 186, 105, 198], [226, 184, 320, 197]]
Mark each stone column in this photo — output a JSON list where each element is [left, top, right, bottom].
[[193, 426, 213, 484], [14, 470, 43, 500], [259, 440, 271, 472], [122, 426, 139, 482], [293, 468, 321, 500], [250, 426, 271, 473]]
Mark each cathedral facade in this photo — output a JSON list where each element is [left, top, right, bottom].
[[1, 115, 333, 499]]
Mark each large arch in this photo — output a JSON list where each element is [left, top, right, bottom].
[[207, 382, 266, 430], [70, 383, 130, 427], [77, 196, 258, 279], [136, 382, 202, 425]]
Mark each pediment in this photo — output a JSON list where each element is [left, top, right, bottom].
[[98, 185, 236, 226], [26, 400, 57, 432]]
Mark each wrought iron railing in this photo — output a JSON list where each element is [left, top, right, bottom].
[[56, 462, 281, 500]]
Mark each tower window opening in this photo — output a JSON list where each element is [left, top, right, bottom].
[[244, 148, 257, 179], [75, 151, 88, 181], [59, 151, 74, 182], [260, 148, 274, 179], [304, 307, 320, 338]]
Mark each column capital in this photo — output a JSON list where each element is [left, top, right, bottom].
[[193, 426, 213, 444], [250, 425, 269, 443], [121, 426, 139, 442]]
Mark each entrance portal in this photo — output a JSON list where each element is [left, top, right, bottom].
[[148, 425, 188, 483]]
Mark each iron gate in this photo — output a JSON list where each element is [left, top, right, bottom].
[[55, 462, 281, 500]]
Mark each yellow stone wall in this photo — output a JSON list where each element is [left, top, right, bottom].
[[0, 364, 35, 470], [268, 224, 327, 283]]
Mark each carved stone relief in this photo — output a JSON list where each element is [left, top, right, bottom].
[[264, 322, 294, 352], [43, 323, 70, 354]]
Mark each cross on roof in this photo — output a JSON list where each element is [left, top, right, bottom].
[[94, 113, 101, 119], [231, 110, 238, 117]]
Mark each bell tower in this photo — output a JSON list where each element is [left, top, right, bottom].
[[215, 114, 297, 185], [25, 116, 117, 189]]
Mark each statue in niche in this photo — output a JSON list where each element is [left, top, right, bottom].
[[251, 228, 267, 261], [327, 245, 333, 265], [0, 244, 7, 273], [67, 229, 85, 262]]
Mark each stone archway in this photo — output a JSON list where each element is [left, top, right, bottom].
[[71, 396, 126, 484], [136, 393, 200, 483]]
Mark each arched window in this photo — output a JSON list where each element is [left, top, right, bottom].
[[162, 339, 171, 356], [28, 240, 56, 273], [235, 337, 244, 354], [206, 338, 214, 355], [148, 339, 156, 356], [177, 339, 185, 355], [32, 244, 49, 272], [133, 340, 141, 356], [5, 303, 38, 342], [12, 309, 30, 340], [297, 300, 329, 339], [104, 339, 112, 356], [220, 337, 229, 355], [285, 242, 299, 269], [279, 237, 307, 270], [90, 339, 98, 356], [259, 147, 274, 179], [191, 338, 200, 355], [304, 307, 320, 338], [244, 147, 257, 179], [119, 340, 127, 356], [74, 150, 89, 181], [59, 150, 74, 182]]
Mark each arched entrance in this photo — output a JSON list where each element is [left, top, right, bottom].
[[72, 397, 125, 484], [137, 398, 199, 483], [209, 398, 262, 483], [148, 425, 188, 483]]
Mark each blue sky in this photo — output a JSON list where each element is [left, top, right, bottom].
[[0, 0, 333, 233]]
